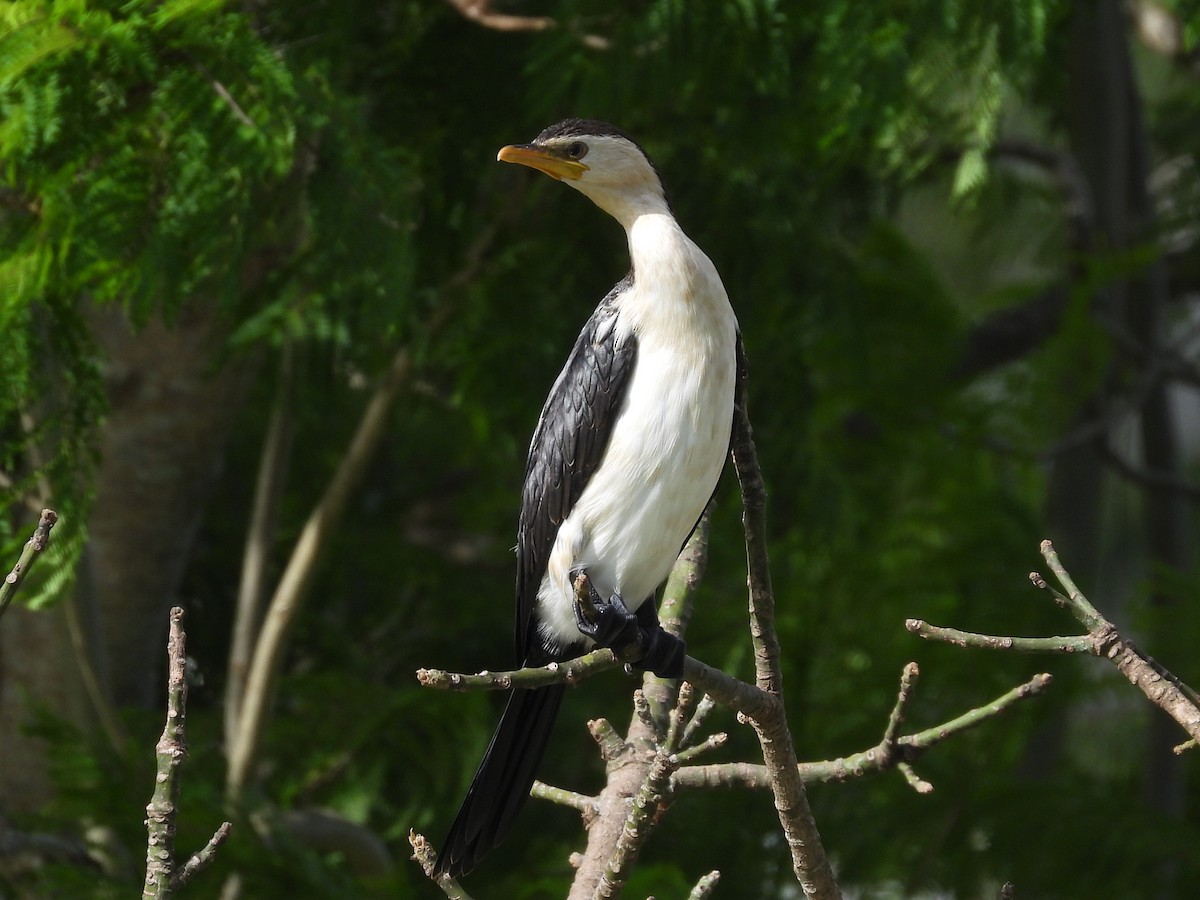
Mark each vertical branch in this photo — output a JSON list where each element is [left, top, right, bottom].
[[144, 608, 232, 898], [729, 339, 841, 900], [143, 609, 187, 898]]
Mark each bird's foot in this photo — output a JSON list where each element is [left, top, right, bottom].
[[570, 571, 686, 678]]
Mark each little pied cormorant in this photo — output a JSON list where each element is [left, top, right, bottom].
[[436, 118, 740, 878]]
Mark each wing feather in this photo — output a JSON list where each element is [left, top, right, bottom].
[[515, 274, 637, 664]]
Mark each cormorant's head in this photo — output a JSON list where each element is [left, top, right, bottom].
[[498, 118, 667, 225]]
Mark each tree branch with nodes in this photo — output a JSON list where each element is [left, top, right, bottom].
[[909, 539, 1200, 751], [0, 508, 58, 621], [142, 608, 232, 898], [412, 354, 1057, 898]]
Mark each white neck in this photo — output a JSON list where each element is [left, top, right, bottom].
[[573, 182, 670, 233], [626, 211, 688, 288]]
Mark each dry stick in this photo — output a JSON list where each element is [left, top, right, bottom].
[[417, 647, 625, 691], [904, 621, 1093, 654], [680, 693, 717, 749], [0, 508, 57, 620], [729, 345, 840, 900], [688, 869, 722, 899], [408, 831, 474, 900], [911, 539, 1200, 745], [530, 781, 600, 815], [143, 608, 233, 898], [882, 663, 920, 747], [672, 673, 1052, 792]]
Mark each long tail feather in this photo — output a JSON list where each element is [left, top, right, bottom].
[[435, 684, 566, 878]]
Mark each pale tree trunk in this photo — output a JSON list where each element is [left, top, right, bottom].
[[0, 301, 258, 812]]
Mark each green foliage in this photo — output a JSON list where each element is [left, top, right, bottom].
[[4, 0, 1200, 896]]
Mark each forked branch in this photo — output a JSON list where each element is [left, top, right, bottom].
[[911, 540, 1200, 745]]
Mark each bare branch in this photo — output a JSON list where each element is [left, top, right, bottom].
[[1097, 439, 1200, 502], [687, 869, 722, 899], [416, 647, 625, 691], [730, 343, 840, 900], [408, 831, 473, 899], [170, 822, 232, 891], [881, 662, 920, 747], [907, 620, 1095, 653], [143, 608, 232, 898], [917, 541, 1200, 745], [566, 522, 712, 898], [0, 508, 58, 621], [674, 673, 1052, 793], [680, 692, 718, 749], [530, 782, 599, 815]]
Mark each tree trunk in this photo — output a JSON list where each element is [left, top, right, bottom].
[[0, 301, 258, 812]]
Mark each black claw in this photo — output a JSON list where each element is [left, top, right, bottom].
[[572, 583, 640, 649], [569, 571, 686, 677]]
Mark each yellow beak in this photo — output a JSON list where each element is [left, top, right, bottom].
[[497, 144, 589, 181]]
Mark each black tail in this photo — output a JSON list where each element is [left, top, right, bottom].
[[435, 683, 566, 878]]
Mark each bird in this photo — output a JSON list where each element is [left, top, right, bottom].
[[435, 118, 740, 878]]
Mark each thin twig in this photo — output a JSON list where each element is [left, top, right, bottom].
[[1038, 540, 1107, 630], [417, 647, 624, 691], [673, 673, 1052, 792], [408, 831, 473, 899], [170, 822, 233, 890], [680, 693, 718, 749], [671, 732, 727, 764], [918, 541, 1200, 744], [0, 508, 58, 620], [897, 763, 934, 794], [906, 621, 1094, 653], [531, 781, 600, 815], [687, 870, 722, 899], [881, 663, 920, 747], [441, 0, 611, 48]]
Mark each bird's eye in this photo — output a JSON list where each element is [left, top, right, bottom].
[[566, 141, 588, 160]]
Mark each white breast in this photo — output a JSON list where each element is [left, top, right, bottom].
[[536, 214, 738, 648]]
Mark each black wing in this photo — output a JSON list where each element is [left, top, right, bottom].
[[515, 274, 638, 665]]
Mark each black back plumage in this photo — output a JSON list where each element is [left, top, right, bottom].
[[436, 274, 638, 878], [516, 272, 638, 664]]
